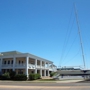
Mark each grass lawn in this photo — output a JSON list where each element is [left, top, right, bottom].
[[85, 79, 90, 81], [37, 79, 56, 81]]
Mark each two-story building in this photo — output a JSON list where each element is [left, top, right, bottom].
[[0, 51, 57, 77]]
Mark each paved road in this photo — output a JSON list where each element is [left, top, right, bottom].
[[0, 81, 90, 90]]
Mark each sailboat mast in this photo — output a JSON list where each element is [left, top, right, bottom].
[[74, 4, 86, 69]]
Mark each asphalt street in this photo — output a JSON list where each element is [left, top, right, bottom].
[[0, 80, 90, 90]]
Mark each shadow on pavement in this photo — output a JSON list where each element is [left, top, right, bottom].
[[76, 79, 90, 83]]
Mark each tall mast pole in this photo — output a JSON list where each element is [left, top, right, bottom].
[[74, 4, 86, 69]]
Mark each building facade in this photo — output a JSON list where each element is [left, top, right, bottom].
[[0, 51, 57, 77]]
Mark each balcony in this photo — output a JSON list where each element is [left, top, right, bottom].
[[28, 64, 35, 69], [1, 63, 55, 71], [2, 64, 13, 68], [15, 64, 26, 67]]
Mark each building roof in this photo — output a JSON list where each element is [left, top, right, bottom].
[[1, 51, 22, 56], [0, 51, 53, 63]]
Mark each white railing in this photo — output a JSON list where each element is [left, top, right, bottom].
[[28, 64, 35, 69], [2, 64, 13, 67], [36, 65, 55, 70], [15, 64, 26, 67], [37, 65, 40, 68], [2, 64, 56, 71], [41, 66, 45, 69]]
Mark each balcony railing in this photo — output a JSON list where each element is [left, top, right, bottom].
[[2, 64, 13, 67], [28, 64, 35, 69], [1, 63, 56, 71], [15, 64, 26, 67]]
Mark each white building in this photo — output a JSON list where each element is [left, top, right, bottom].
[[0, 51, 57, 77]]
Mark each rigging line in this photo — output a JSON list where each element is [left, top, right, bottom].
[[59, 18, 76, 63], [62, 48, 81, 65], [62, 33, 78, 64], [59, 5, 74, 67], [74, 4, 86, 69], [61, 9, 75, 57], [62, 16, 76, 61]]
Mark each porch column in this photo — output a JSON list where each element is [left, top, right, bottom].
[[0, 58, 2, 72], [35, 59, 37, 68], [26, 57, 29, 77], [13, 57, 16, 71], [47, 62, 49, 68], [40, 69, 42, 77], [44, 69, 46, 77], [47, 70, 49, 76], [52, 63, 54, 71], [35, 69, 37, 74], [35, 59, 37, 74], [40, 60, 42, 68], [44, 62, 46, 69]]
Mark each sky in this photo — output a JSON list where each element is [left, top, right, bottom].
[[0, 0, 90, 69]]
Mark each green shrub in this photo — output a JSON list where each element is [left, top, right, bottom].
[[29, 74, 41, 80], [1, 73, 10, 80], [9, 71, 16, 80], [36, 74, 41, 79], [0, 75, 2, 80], [50, 72, 56, 77], [29, 74, 36, 80], [14, 74, 27, 81]]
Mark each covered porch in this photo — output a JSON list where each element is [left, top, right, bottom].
[[1, 69, 50, 77]]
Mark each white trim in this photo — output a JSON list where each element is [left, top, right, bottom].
[[26, 57, 29, 77], [44, 69, 46, 77], [13, 57, 15, 71], [35, 59, 37, 68]]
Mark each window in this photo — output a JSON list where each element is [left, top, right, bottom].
[[31, 62, 34, 64], [8, 60, 10, 64], [7, 69, 9, 72], [18, 70, 23, 74], [19, 60, 20, 64], [3, 69, 5, 73], [4, 61, 6, 64], [22, 61, 23, 64], [18, 71, 23, 74], [11, 60, 13, 64], [31, 71, 34, 73]]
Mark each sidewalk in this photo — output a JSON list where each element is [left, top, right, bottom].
[[0, 79, 83, 83]]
